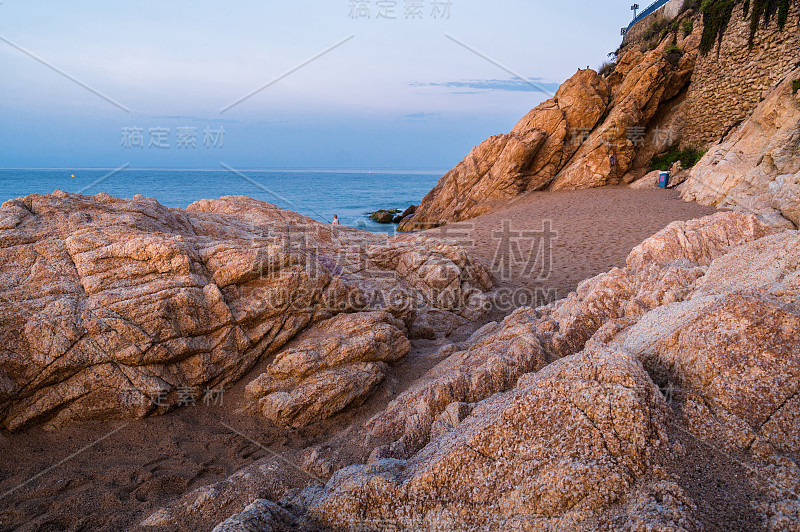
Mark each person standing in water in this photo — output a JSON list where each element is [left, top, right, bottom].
[[331, 215, 341, 226]]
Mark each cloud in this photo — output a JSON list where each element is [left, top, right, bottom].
[[410, 77, 560, 94], [405, 112, 442, 119], [148, 115, 240, 123]]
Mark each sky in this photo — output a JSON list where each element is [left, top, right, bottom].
[[0, 0, 637, 169]]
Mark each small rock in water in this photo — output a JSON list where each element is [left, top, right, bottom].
[[369, 209, 401, 224]]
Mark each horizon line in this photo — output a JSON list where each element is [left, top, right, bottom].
[[0, 166, 449, 174]]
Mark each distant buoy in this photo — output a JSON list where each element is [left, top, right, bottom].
[[71, 174, 75, 178]]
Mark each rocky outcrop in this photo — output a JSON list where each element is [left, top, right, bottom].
[[210, 499, 294, 532], [400, 33, 699, 230], [368, 211, 775, 460], [362, 307, 558, 460], [308, 346, 673, 531], [243, 311, 409, 428], [0, 192, 491, 430], [550, 35, 696, 191], [365, 237, 492, 320], [681, 66, 800, 229], [399, 69, 609, 230], [397, 128, 550, 228], [614, 228, 800, 456], [630, 169, 662, 189]]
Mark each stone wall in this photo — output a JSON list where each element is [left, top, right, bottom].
[[662, 0, 684, 19], [680, 3, 800, 147]]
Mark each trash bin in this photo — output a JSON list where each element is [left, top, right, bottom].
[[658, 171, 670, 188]]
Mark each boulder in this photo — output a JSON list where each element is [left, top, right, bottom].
[[630, 169, 662, 189], [210, 499, 294, 532], [365, 236, 493, 319], [616, 229, 800, 455], [308, 346, 672, 531], [370, 210, 396, 224], [141, 452, 315, 529], [363, 307, 557, 460], [400, 205, 417, 219], [243, 311, 410, 428], [773, 173, 800, 227], [669, 169, 690, 188]]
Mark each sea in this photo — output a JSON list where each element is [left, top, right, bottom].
[[0, 168, 444, 234]]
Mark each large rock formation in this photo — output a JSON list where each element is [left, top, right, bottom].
[[399, 31, 700, 230], [398, 70, 610, 228], [0, 192, 491, 431], [210, 499, 293, 532], [550, 34, 696, 191], [362, 307, 559, 460], [681, 66, 800, 229], [614, 228, 800, 456]]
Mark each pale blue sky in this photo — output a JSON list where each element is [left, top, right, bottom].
[[0, 0, 637, 168]]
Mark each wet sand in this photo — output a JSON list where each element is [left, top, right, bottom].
[[0, 188, 724, 531]]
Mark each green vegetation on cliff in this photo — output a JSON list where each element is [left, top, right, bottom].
[[699, 0, 737, 54], [744, 0, 797, 35], [650, 147, 707, 172], [699, 0, 798, 54]]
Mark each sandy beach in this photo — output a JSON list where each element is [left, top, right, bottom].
[[427, 186, 719, 316]]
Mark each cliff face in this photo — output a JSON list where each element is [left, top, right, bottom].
[[401, 2, 800, 231], [681, 66, 800, 229], [550, 36, 696, 190]]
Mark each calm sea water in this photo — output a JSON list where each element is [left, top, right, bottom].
[[0, 168, 443, 234]]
